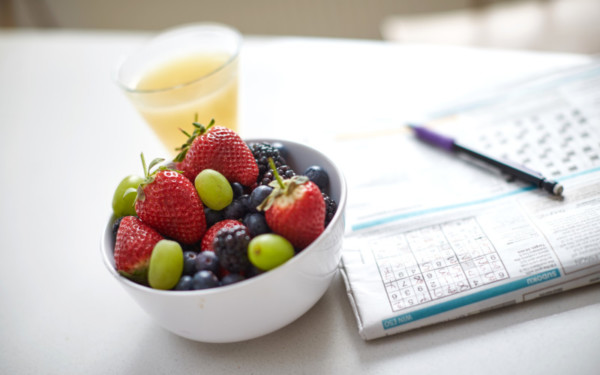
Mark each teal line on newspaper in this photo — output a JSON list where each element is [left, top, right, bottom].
[[381, 268, 561, 330], [352, 166, 600, 232], [351, 186, 535, 231]]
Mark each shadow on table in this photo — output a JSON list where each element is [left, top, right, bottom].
[[117, 272, 599, 372], [131, 272, 360, 373]]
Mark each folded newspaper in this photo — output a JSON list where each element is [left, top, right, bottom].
[[337, 60, 600, 340]]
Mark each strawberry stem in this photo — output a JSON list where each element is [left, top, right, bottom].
[[173, 116, 216, 162], [268, 157, 285, 189]]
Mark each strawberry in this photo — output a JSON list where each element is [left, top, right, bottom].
[[258, 159, 325, 250], [114, 216, 164, 284], [200, 219, 247, 251], [174, 119, 258, 186], [135, 155, 206, 244]]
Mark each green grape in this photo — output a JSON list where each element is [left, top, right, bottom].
[[148, 240, 184, 290], [194, 169, 233, 210], [112, 175, 144, 217], [248, 234, 295, 271]]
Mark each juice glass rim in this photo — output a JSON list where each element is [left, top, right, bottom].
[[113, 23, 242, 95]]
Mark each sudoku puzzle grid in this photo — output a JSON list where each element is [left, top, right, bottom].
[[374, 217, 509, 312]]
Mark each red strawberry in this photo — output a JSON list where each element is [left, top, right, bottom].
[[200, 219, 246, 251], [174, 119, 258, 186], [135, 155, 206, 244], [258, 160, 325, 250], [114, 216, 164, 284]]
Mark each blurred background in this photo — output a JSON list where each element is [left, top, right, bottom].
[[1, 0, 599, 54]]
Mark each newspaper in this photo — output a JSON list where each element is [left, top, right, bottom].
[[337, 60, 600, 340]]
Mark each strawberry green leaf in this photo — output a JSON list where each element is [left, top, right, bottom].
[[123, 187, 138, 202], [118, 266, 149, 285], [257, 160, 309, 211], [148, 158, 165, 173], [173, 117, 216, 162], [136, 185, 146, 202], [179, 129, 192, 139]]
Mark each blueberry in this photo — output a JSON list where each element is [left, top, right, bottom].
[[243, 213, 270, 237], [174, 275, 194, 290], [249, 185, 273, 209], [238, 194, 255, 213], [204, 207, 224, 228], [192, 270, 220, 290], [304, 165, 329, 191], [183, 251, 198, 275], [230, 182, 245, 198], [224, 196, 248, 219], [195, 251, 220, 275], [220, 273, 245, 286]]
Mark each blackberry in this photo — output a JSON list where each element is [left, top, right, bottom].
[[323, 192, 337, 227], [271, 142, 289, 160], [213, 227, 251, 273], [250, 142, 286, 175], [249, 142, 295, 185], [112, 217, 124, 243], [277, 165, 296, 179], [259, 165, 296, 186]]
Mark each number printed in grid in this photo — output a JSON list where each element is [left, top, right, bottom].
[[464, 107, 600, 179], [375, 217, 510, 312]]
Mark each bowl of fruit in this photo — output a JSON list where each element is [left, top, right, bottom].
[[101, 121, 346, 343]]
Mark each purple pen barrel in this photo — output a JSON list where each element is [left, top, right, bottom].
[[408, 124, 456, 152]]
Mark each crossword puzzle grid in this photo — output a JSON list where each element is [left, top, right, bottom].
[[464, 107, 600, 179], [375, 218, 509, 312]]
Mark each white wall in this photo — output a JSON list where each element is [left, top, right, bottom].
[[5, 0, 481, 39]]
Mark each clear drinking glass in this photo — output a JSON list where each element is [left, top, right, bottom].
[[114, 23, 242, 154]]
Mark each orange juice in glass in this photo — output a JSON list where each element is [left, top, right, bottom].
[[115, 24, 241, 154]]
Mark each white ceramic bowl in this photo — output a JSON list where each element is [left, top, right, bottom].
[[101, 139, 347, 343]]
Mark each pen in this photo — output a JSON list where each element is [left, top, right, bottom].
[[407, 124, 564, 196]]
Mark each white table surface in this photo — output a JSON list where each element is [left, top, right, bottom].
[[1, 29, 599, 375]]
